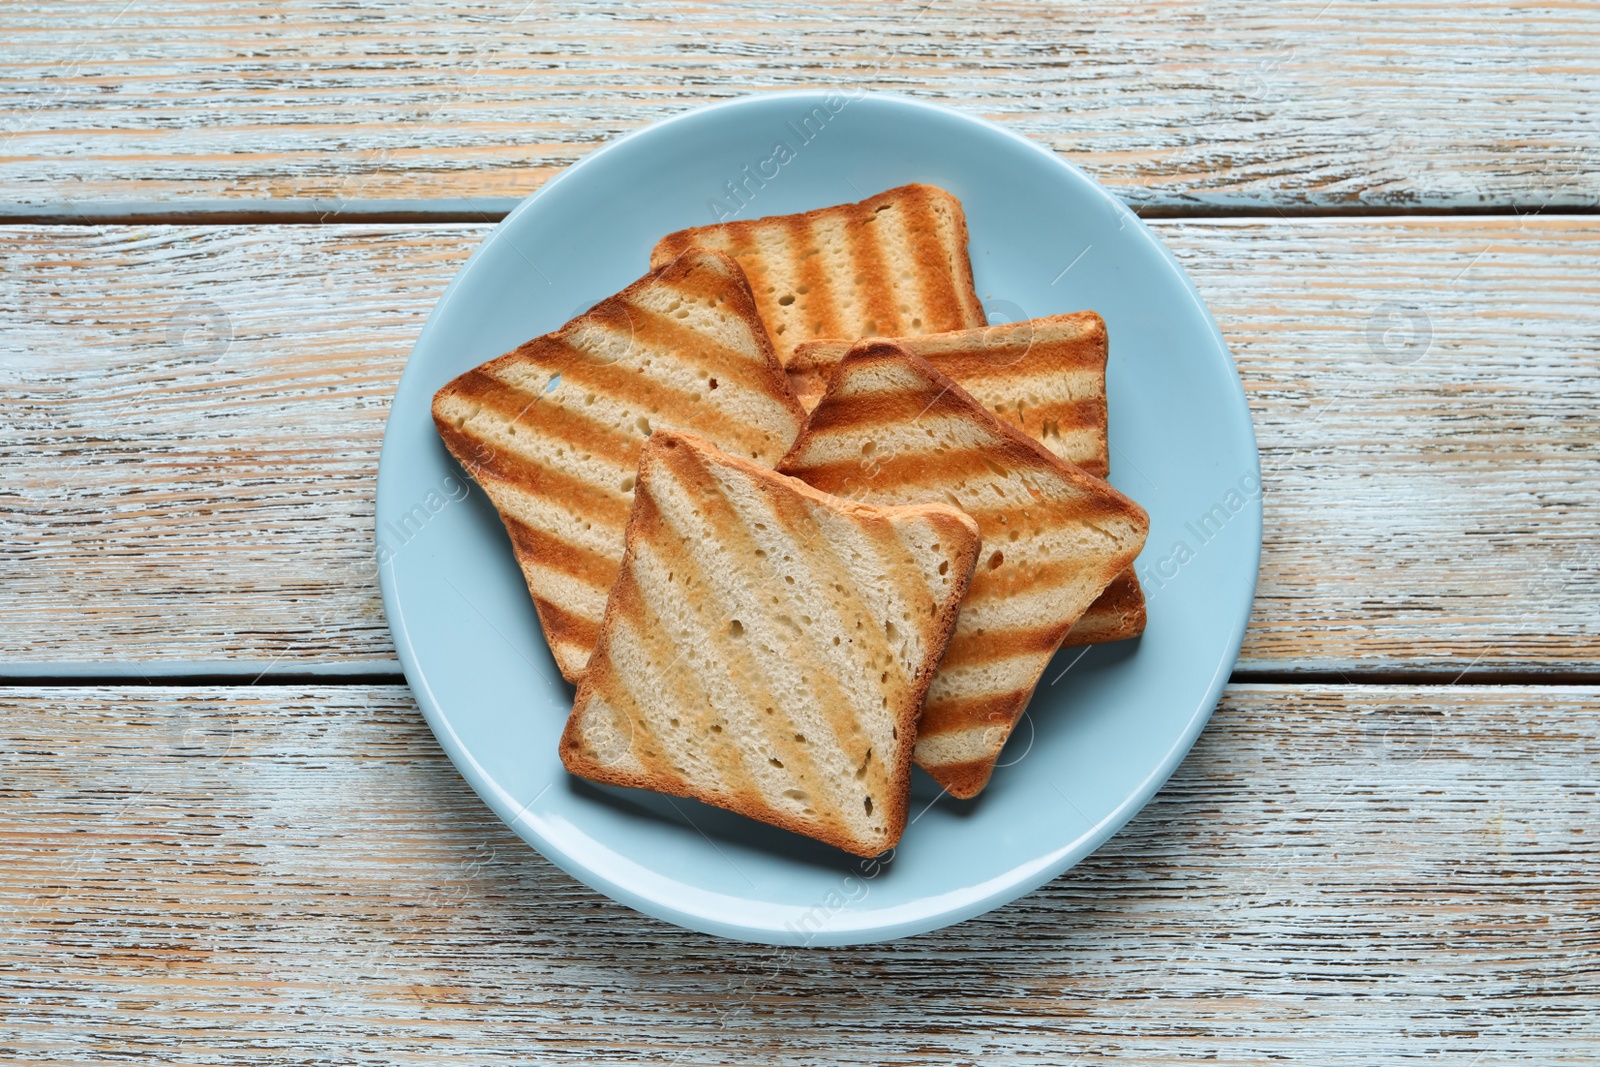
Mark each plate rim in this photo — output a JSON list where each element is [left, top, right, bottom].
[[377, 89, 1262, 945]]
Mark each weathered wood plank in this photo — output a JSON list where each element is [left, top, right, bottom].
[[0, 684, 1594, 1063], [4, 218, 1596, 675], [1, 0, 1597, 213]]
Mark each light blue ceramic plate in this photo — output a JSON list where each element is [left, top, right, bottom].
[[377, 91, 1260, 946]]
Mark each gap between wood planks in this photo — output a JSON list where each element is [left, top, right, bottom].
[[1, 199, 1598, 226]]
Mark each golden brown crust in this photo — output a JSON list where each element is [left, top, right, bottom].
[[651, 184, 986, 364], [921, 758, 997, 801], [560, 428, 980, 857], [1061, 569, 1147, 648], [431, 247, 804, 682]]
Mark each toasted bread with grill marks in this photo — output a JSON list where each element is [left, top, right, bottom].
[[651, 184, 987, 365], [432, 248, 806, 682], [790, 312, 1147, 647], [778, 341, 1150, 799], [560, 429, 981, 857]]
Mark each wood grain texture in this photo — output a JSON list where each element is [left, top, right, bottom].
[[0, 683, 1594, 1063], [4, 218, 1597, 675], [1, 1, 1598, 213]]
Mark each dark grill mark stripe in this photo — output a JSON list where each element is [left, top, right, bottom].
[[436, 420, 632, 529], [965, 555, 1101, 606], [956, 499, 1135, 539], [788, 213, 838, 345], [997, 397, 1107, 435], [918, 757, 998, 794], [917, 689, 1031, 738], [450, 373, 641, 470], [524, 331, 768, 455], [624, 302, 777, 395], [503, 515, 619, 592], [930, 346, 1103, 381], [786, 445, 1065, 506], [798, 385, 972, 439], [847, 202, 900, 335], [936, 623, 1069, 671], [530, 597, 604, 662], [901, 188, 964, 333]]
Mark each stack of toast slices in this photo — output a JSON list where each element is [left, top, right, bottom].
[[434, 183, 1150, 857]]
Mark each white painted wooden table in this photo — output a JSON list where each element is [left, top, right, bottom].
[[2, 3, 1597, 1063]]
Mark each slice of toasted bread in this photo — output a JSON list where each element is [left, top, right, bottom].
[[778, 342, 1150, 799], [432, 248, 806, 682], [791, 313, 1147, 647], [561, 429, 981, 857], [651, 184, 987, 365]]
